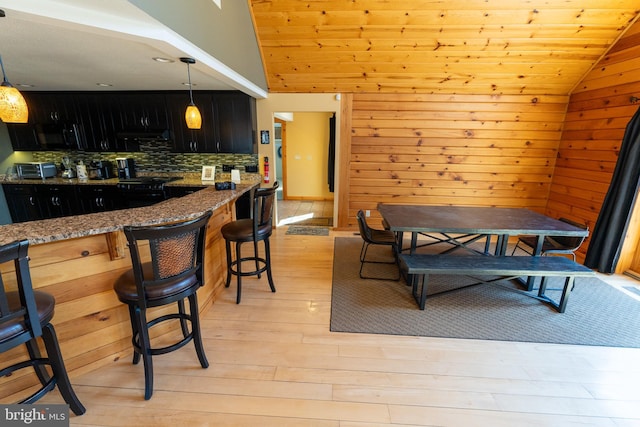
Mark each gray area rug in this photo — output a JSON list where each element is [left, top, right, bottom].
[[286, 225, 329, 236], [330, 237, 640, 347]]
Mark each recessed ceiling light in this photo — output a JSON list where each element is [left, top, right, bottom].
[[153, 57, 174, 63], [182, 82, 196, 87], [96, 83, 112, 87], [16, 83, 34, 88]]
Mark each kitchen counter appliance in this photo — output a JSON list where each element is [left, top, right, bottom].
[[115, 158, 136, 180], [15, 162, 57, 179], [88, 160, 113, 180], [117, 176, 182, 208]]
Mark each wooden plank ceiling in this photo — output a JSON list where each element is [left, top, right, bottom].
[[249, 0, 640, 95]]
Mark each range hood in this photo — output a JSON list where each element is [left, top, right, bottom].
[[116, 128, 171, 141]]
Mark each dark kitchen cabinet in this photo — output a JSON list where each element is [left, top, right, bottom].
[[77, 185, 125, 212], [38, 185, 82, 219], [6, 124, 41, 151], [212, 92, 257, 154], [168, 91, 256, 154], [76, 94, 120, 152], [26, 92, 79, 125], [7, 92, 84, 151], [2, 184, 44, 223], [167, 92, 217, 153], [113, 93, 170, 134], [6, 90, 256, 154]]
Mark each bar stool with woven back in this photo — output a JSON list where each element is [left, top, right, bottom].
[[0, 239, 85, 415], [221, 182, 279, 304], [113, 211, 212, 400]]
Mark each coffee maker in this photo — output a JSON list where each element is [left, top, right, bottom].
[[116, 157, 136, 179], [88, 160, 113, 180]]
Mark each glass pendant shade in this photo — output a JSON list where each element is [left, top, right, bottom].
[[0, 55, 28, 123], [180, 57, 201, 130], [185, 103, 202, 129]]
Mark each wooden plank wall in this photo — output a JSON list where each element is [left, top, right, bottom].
[[547, 20, 640, 265], [340, 93, 569, 228]]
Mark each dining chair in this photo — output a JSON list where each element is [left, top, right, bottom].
[[0, 239, 85, 415], [357, 209, 400, 280], [511, 217, 588, 261], [113, 210, 212, 400], [221, 182, 278, 304]]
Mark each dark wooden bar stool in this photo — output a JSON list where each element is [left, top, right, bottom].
[[113, 211, 212, 400], [221, 182, 278, 304], [0, 239, 85, 415]]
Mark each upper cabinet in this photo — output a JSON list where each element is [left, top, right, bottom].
[[28, 92, 79, 125], [113, 93, 170, 135], [169, 91, 257, 154], [167, 92, 217, 153], [5, 90, 256, 154], [75, 93, 117, 152], [7, 92, 85, 151], [213, 92, 257, 154]]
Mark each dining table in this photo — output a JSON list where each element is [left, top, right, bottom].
[[378, 204, 589, 255], [377, 203, 590, 291]]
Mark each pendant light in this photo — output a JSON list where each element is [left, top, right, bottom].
[[0, 54, 28, 123], [180, 57, 202, 130]]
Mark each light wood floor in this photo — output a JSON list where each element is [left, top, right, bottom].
[[34, 228, 640, 426]]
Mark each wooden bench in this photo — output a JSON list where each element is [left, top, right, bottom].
[[398, 254, 595, 312]]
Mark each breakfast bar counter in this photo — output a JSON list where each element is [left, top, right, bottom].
[[0, 174, 262, 401]]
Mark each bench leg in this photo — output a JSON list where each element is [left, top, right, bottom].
[[538, 276, 574, 313], [411, 273, 429, 310], [557, 277, 574, 313]]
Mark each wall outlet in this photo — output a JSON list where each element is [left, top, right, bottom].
[[365, 210, 370, 217]]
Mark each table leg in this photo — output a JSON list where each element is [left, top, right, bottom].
[[525, 235, 547, 291]]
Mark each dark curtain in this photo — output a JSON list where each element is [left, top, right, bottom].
[[328, 113, 336, 192], [584, 106, 640, 273]]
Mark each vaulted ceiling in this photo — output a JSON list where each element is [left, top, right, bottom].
[[249, 0, 640, 95], [1, 1, 639, 98]]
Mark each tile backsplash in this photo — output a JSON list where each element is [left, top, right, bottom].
[[32, 139, 258, 174]]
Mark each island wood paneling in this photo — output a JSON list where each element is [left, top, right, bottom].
[[546, 19, 640, 266], [339, 93, 568, 228], [0, 203, 233, 401]]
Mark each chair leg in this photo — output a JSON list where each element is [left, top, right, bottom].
[[264, 238, 276, 293], [41, 323, 86, 416], [511, 241, 519, 256], [133, 306, 154, 400], [188, 293, 209, 369], [177, 299, 189, 338], [359, 242, 369, 279], [254, 240, 262, 279], [25, 338, 50, 386], [224, 240, 233, 288], [127, 305, 141, 365], [359, 241, 400, 280], [235, 242, 243, 304]]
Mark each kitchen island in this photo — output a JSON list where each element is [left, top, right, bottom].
[[0, 174, 262, 401]]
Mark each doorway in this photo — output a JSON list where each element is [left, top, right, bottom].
[[274, 111, 335, 227]]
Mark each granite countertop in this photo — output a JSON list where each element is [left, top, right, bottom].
[[0, 173, 262, 246], [1, 172, 258, 187]]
